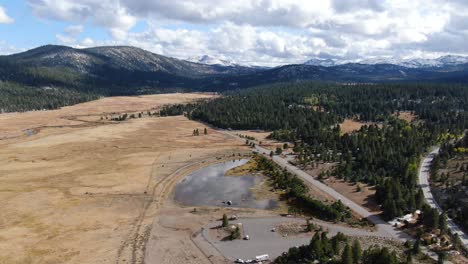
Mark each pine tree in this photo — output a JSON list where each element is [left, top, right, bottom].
[[412, 240, 420, 255], [415, 189, 424, 209], [437, 252, 446, 264], [276, 147, 282, 155], [230, 226, 240, 240], [222, 214, 228, 227], [342, 243, 354, 264], [310, 234, 323, 260], [306, 219, 314, 232], [439, 212, 448, 233], [352, 240, 362, 263]]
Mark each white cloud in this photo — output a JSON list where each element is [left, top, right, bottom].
[[0, 6, 14, 24], [28, 0, 137, 38], [0, 41, 24, 55], [55, 34, 75, 45], [27, 0, 468, 65], [64, 25, 83, 37]]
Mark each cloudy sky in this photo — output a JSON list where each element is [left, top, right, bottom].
[[0, 0, 467, 66]]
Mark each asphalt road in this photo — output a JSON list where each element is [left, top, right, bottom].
[[418, 147, 468, 250]]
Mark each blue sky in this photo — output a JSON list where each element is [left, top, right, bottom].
[[0, 1, 108, 50], [0, 1, 467, 66]]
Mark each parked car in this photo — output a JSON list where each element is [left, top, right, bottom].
[[235, 259, 245, 263], [256, 254, 269, 262]]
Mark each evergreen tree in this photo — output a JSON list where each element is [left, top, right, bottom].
[[310, 233, 323, 260], [437, 252, 446, 264], [439, 212, 448, 233], [352, 240, 362, 263], [412, 240, 420, 255], [222, 214, 228, 227], [342, 244, 353, 264], [275, 147, 283, 155]]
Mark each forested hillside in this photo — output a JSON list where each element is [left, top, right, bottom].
[[0, 82, 98, 112], [2, 45, 468, 113], [162, 82, 468, 219]]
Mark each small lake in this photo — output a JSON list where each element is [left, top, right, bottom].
[[174, 159, 277, 210]]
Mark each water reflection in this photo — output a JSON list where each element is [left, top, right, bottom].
[[174, 159, 277, 210]]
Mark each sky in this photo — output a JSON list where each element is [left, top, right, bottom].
[[0, 0, 467, 66]]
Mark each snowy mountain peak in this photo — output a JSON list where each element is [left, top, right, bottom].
[[304, 55, 468, 68], [304, 58, 337, 67], [186, 55, 237, 66]]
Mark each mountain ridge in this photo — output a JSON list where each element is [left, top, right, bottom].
[[304, 55, 468, 69], [1, 45, 468, 96]]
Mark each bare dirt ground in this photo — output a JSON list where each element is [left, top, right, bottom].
[[236, 130, 291, 154], [0, 94, 246, 264], [394, 111, 417, 123], [339, 118, 376, 134], [323, 177, 381, 213]]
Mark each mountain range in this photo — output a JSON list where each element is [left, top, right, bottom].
[[304, 55, 468, 68], [186, 55, 238, 67], [1, 45, 468, 96]]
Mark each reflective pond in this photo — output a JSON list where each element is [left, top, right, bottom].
[[174, 159, 277, 210]]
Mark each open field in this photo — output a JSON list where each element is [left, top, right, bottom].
[[0, 93, 214, 140], [394, 111, 418, 123], [339, 118, 377, 134], [323, 177, 381, 213], [0, 94, 246, 264]]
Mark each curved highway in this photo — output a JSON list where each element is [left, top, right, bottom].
[[418, 147, 468, 250]]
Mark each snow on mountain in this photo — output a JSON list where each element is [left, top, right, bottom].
[[304, 55, 468, 68], [358, 55, 468, 68], [186, 55, 237, 67], [304, 58, 337, 67]]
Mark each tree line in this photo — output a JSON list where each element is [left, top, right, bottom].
[[274, 231, 403, 264], [254, 155, 351, 222], [162, 82, 468, 220], [0, 81, 98, 112]]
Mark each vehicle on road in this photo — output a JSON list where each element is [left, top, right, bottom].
[[235, 258, 245, 263], [256, 254, 269, 262]]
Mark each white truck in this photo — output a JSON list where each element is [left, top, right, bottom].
[[255, 254, 269, 262]]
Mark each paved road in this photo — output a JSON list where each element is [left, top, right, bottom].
[[418, 147, 468, 250]]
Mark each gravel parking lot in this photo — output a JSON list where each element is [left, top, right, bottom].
[[202, 216, 389, 261]]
